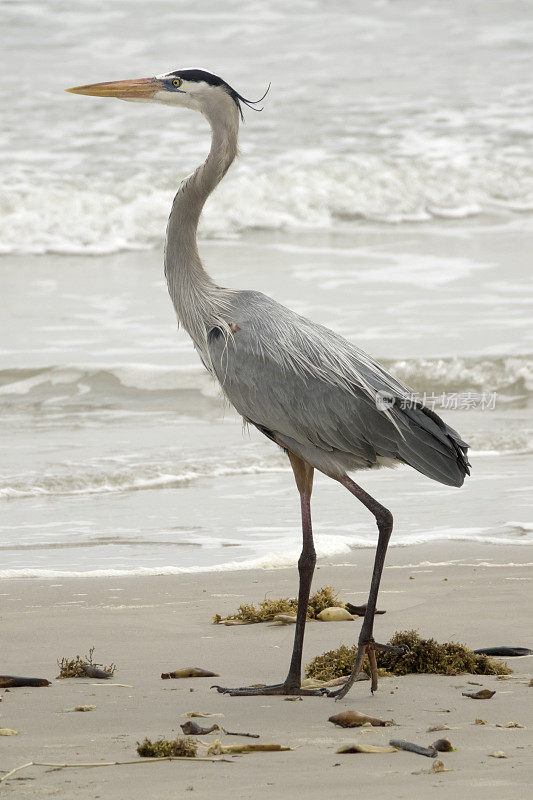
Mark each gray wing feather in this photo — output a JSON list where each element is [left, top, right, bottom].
[[208, 291, 470, 487]]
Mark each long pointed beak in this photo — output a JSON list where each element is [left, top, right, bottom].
[[66, 77, 162, 99]]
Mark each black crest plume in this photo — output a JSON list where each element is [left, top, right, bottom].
[[170, 69, 270, 121]]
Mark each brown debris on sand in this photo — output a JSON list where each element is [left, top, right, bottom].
[[56, 646, 115, 679], [213, 586, 343, 624], [336, 744, 397, 754], [328, 710, 395, 728], [0, 675, 50, 687], [462, 689, 495, 699], [390, 739, 438, 758], [345, 603, 386, 617], [161, 668, 219, 679], [306, 630, 512, 681], [205, 740, 289, 755], [431, 738, 455, 752], [137, 737, 197, 758], [181, 720, 219, 735]]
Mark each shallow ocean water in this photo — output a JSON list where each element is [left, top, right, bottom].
[[1, 1, 532, 576]]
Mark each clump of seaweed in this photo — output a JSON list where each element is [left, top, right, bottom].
[[305, 630, 512, 681], [56, 646, 116, 679], [137, 737, 197, 758], [213, 585, 342, 624]]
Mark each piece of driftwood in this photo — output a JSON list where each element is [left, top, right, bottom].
[[0, 756, 231, 783], [474, 647, 532, 657], [205, 740, 289, 755], [0, 676, 50, 688], [389, 739, 438, 758], [222, 729, 260, 739], [184, 711, 224, 718]]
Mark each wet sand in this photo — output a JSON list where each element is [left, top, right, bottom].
[[1, 542, 531, 798]]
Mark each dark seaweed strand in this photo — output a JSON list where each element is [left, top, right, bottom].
[[170, 69, 270, 121]]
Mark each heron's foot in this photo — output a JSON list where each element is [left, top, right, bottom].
[[325, 639, 409, 700], [212, 681, 327, 697]]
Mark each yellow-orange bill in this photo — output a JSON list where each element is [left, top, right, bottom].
[[66, 77, 161, 98]]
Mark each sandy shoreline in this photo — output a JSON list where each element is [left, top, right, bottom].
[[2, 542, 532, 798]]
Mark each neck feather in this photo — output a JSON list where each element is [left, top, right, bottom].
[[164, 97, 239, 361]]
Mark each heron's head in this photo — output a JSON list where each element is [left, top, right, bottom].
[[66, 68, 267, 122]]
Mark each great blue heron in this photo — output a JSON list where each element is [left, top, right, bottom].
[[67, 69, 470, 699]]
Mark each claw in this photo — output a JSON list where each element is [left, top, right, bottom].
[[211, 683, 328, 697]]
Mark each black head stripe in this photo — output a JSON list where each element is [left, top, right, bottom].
[[170, 68, 269, 121], [171, 69, 226, 87]]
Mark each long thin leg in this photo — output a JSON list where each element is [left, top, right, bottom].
[[214, 453, 323, 696], [283, 453, 316, 688], [327, 475, 402, 700]]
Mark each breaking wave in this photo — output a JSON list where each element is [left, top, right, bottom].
[[0, 355, 531, 402], [1, 154, 532, 254], [1, 523, 531, 579], [0, 456, 289, 501]]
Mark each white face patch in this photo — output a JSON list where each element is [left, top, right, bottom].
[[153, 74, 217, 109]]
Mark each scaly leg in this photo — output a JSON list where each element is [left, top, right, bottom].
[[214, 454, 324, 696], [326, 476, 404, 699]]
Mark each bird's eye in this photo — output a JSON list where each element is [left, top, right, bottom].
[[172, 78, 182, 88]]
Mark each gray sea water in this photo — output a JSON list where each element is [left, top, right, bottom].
[[1, 0, 532, 577]]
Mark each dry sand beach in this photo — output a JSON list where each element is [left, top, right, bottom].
[[2, 542, 532, 798]]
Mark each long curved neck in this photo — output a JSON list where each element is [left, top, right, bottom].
[[164, 97, 239, 354]]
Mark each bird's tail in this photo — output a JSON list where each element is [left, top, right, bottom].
[[394, 402, 471, 487]]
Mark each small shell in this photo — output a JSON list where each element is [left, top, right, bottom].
[[273, 614, 297, 624], [489, 751, 508, 758], [427, 724, 450, 732], [496, 722, 525, 728], [317, 607, 354, 622], [430, 760, 450, 773], [475, 718, 487, 725]]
